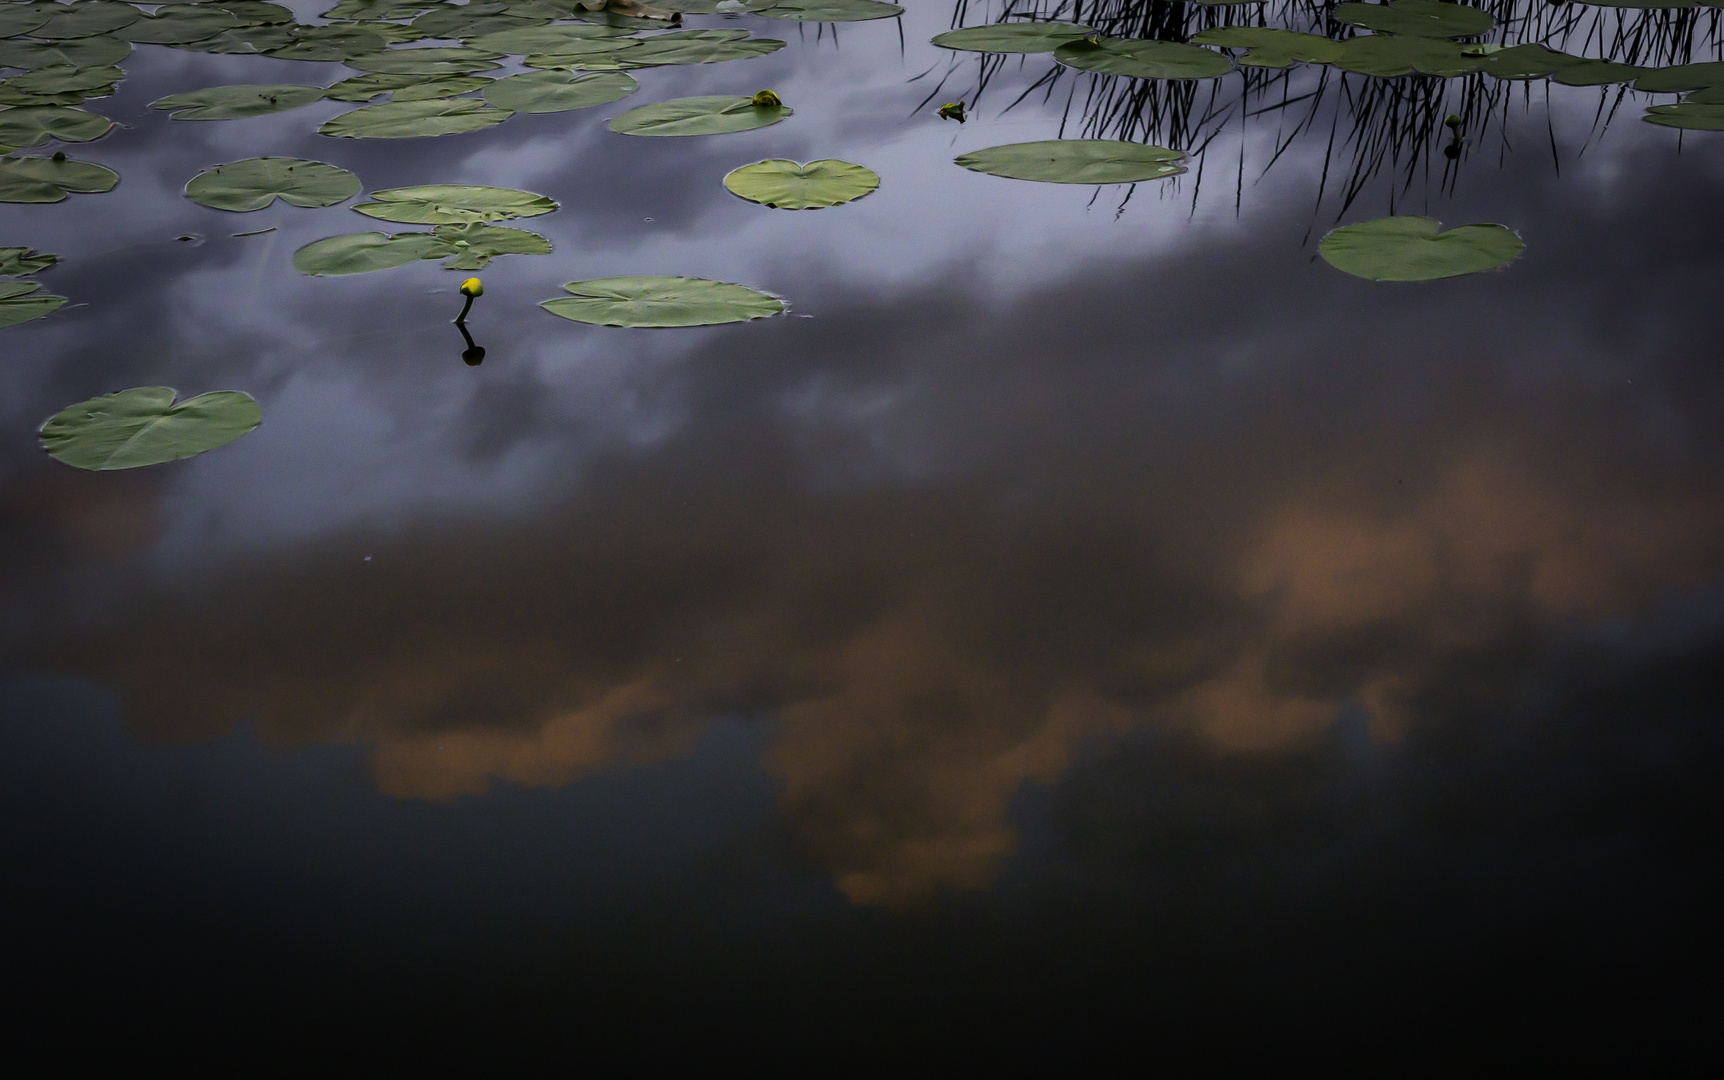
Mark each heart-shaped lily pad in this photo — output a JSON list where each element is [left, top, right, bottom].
[[758, 0, 903, 22], [723, 158, 879, 209], [0, 280, 68, 328], [120, 6, 239, 45], [1319, 216, 1523, 281], [185, 157, 361, 212], [39, 387, 262, 470], [0, 154, 119, 203], [481, 69, 637, 113], [1191, 27, 1344, 67], [33, 2, 140, 41], [0, 106, 114, 150], [354, 184, 558, 224], [931, 22, 1095, 53], [318, 98, 513, 138], [0, 37, 132, 72], [541, 276, 784, 327], [1334, 0, 1493, 38], [609, 94, 791, 136], [955, 140, 1186, 184], [1054, 36, 1233, 80], [0, 247, 57, 276], [149, 84, 326, 120]]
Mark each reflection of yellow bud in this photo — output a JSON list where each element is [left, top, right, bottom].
[[752, 90, 782, 108], [460, 278, 483, 297]]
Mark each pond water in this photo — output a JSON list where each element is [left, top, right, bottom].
[[4, 0, 1723, 1062]]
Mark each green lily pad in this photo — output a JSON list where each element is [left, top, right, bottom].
[[652, 0, 777, 11], [0, 280, 68, 328], [1479, 43, 1574, 80], [1319, 216, 1522, 281], [322, 0, 439, 16], [932, 22, 1095, 53], [758, 0, 903, 22], [0, 106, 114, 150], [622, 33, 785, 66], [1054, 36, 1233, 80], [39, 387, 262, 471], [481, 69, 637, 112], [293, 230, 453, 274], [609, 94, 791, 136], [211, 2, 297, 25], [392, 76, 494, 101], [431, 221, 551, 269], [1191, 27, 1343, 68], [264, 25, 391, 62], [412, 5, 535, 38], [0, 64, 124, 96], [542, 276, 784, 327], [1644, 102, 1724, 130], [176, 25, 296, 55], [1334, 0, 1493, 38], [723, 158, 878, 209], [325, 72, 438, 101], [318, 97, 513, 138], [0, 5, 52, 39], [119, 6, 239, 44], [354, 184, 558, 224], [33, 1, 139, 41], [954, 139, 1186, 184], [467, 23, 635, 53], [185, 157, 361, 212], [0, 154, 119, 203], [149, 84, 326, 120], [1634, 62, 1724, 92], [0, 247, 57, 276], [1330, 35, 1482, 77], [0, 36, 131, 71], [345, 46, 503, 74], [1552, 60, 1643, 86]]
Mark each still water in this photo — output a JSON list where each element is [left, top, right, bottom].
[[3, 0, 1722, 1061]]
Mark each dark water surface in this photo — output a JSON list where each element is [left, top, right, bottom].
[[4, 0, 1724, 1063]]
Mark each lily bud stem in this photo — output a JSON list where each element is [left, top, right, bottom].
[[456, 294, 475, 324]]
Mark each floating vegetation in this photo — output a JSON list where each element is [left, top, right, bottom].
[[149, 84, 326, 121], [184, 158, 362, 212], [0, 247, 57, 277], [0, 63, 124, 107], [0, 36, 132, 72], [345, 46, 504, 75], [353, 184, 558, 225], [1191, 27, 1343, 68], [758, 0, 904, 22], [724, 159, 879, 209], [1319, 216, 1523, 281], [1644, 102, 1724, 129], [541, 276, 784, 327], [294, 223, 551, 274], [955, 140, 1186, 184], [0, 280, 67, 329], [1333, 0, 1494, 38], [0, 154, 119, 204], [0, 106, 114, 151], [318, 98, 513, 138], [932, 22, 1094, 53], [481, 69, 638, 113], [34, 2, 140, 41], [119, 6, 243, 46], [622, 30, 785, 66], [609, 93, 791, 136], [1054, 36, 1233, 80], [39, 387, 262, 471]]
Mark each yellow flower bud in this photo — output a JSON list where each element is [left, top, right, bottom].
[[751, 90, 782, 108], [460, 277, 483, 298]]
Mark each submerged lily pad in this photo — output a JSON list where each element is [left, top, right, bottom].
[[758, 0, 903, 22], [355, 184, 558, 224], [0, 106, 114, 150], [33, 2, 140, 41], [149, 84, 325, 120], [609, 94, 791, 136], [542, 276, 784, 327], [724, 159, 879, 209], [955, 140, 1186, 184], [1054, 36, 1233, 80], [0, 247, 57, 276], [318, 97, 513, 138], [345, 46, 503, 74], [1192, 27, 1343, 67], [185, 157, 361, 212], [482, 69, 637, 112], [1334, 0, 1493, 38], [0, 280, 67, 328], [0, 154, 119, 203], [39, 387, 262, 471], [0, 37, 132, 72], [932, 22, 1095, 53], [1319, 216, 1523, 281]]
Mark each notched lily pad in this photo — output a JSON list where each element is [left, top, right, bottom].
[[293, 223, 549, 273], [354, 184, 558, 224], [33, 2, 140, 42], [186, 157, 362, 212], [609, 94, 791, 136], [0, 247, 58, 276], [0, 37, 132, 72], [432, 222, 551, 269], [318, 97, 513, 138], [542, 276, 785, 327], [932, 22, 1095, 54], [0, 280, 68, 328], [0, 106, 114, 150], [955, 140, 1186, 184], [724, 159, 879, 209], [0, 154, 119, 203], [1054, 36, 1233, 80], [120, 6, 240, 45], [149, 84, 326, 120], [481, 69, 637, 113], [39, 387, 262, 470], [1319, 215, 1523, 281]]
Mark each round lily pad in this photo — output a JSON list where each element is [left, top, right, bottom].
[[0, 281, 68, 329], [623, 31, 784, 66], [467, 24, 635, 53], [758, 0, 903, 22], [432, 222, 551, 270], [1334, 0, 1494, 38], [1330, 34, 1481, 77], [723, 158, 879, 209], [318, 98, 513, 138], [149, 84, 326, 120], [344, 46, 503, 74], [2, 64, 124, 97], [609, 94, 791, 136], [293, 230, 452, 275], [481, 70, 637, 113], [0, 106, 114, 149], [265, 25, 391, 62], [33, 2, 139, 41], [0, 37, 132, 72], [1054, 36, 1233, 80], [0, 6, 52, 39], [954, 140, 1186, 184], [354, 184, 558, 224], [185, 157, 361, 212], [1191, 27, 1344, 67], [931, 22, 1095, 53], [120, 6, 239, 45], [0, 154, 119, 203], [0, 247, 57, 276], [1319, 216, 1523, 281], [39, 387, 262, 471], [541, 276, 784, 327]]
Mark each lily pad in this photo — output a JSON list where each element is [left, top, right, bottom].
[[1634, 62, 1724, 92], [1334, 0, 1493, 38], [0, 106, 114, 150], [1054, 36, 1233, 80], [1479, 44, 1574, 80], [932, 22, 1095, 53], [39, 387, 262, 471], [481, 69, 637, 112], [318, 97, 513, 138], [0, 6, 52, 39], [185, 157, 361, 212], [293, 230, 452, 274], [354, 184, 558, 224], [0, 37, 132, 71], [0, 247, 57, 276], [467, 23, 635, 53], [0, 154, 119, 202], [33, 2, 139, 41], [119, 6, 239, 44], [609, 94, 791, 136], [212, 2, 297, 26], [1319, 216, 1522, 281], [724, 158, 878, 209], [149, 84, 325, 120], [412, 5, 536, 38], [624, 33, 784, 66], [652, 0, 777, 11], [431, 222, 551, 269], [393, 76, 495, 101], [1644, 102, 1724, 130], [1191, 27, 1343, 68], [0, 280, 68, 328], [0, 64, 124, 97], [323, 0, 438, 16], [542, 276, 784, 327], [758, 0, 903, 22], [345, 46, 503, 75], [954, 140, 1186, 184], [1330, 35, 1482, 77], [1552, 60, 1643, 86], [264, 26, 390, 62]]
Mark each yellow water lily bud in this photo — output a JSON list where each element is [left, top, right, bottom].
[[938, 101, 966, 123], [752, 90, 782, 108], [460, 277, 484, 297]]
